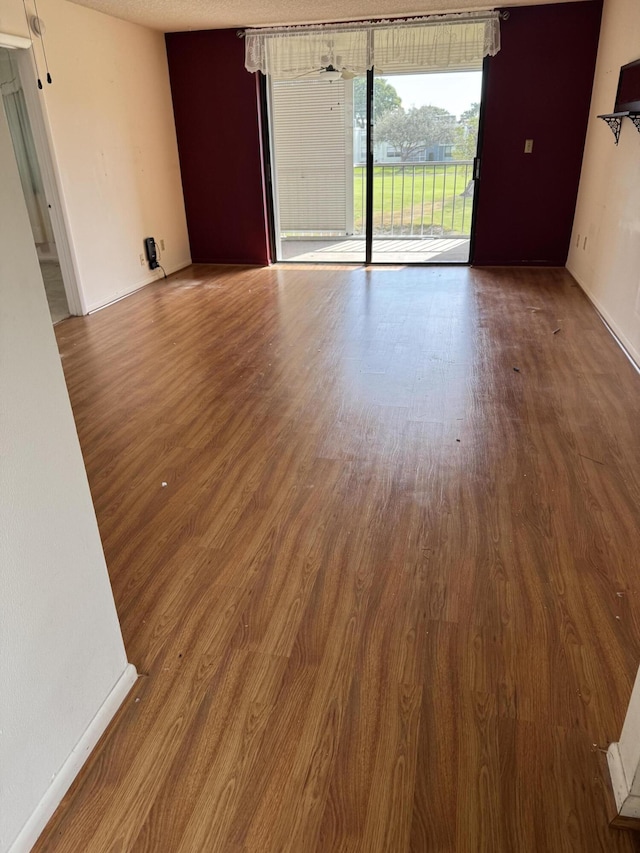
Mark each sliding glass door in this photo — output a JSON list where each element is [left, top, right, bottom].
[[371, 70, 482, 263], [268, 73, 365, 263], [261, 17, 491, 265]]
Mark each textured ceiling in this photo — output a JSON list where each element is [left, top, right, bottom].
[[66, 0, 585, 33]]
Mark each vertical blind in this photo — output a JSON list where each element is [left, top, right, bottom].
[[271, 78, 351, 234]]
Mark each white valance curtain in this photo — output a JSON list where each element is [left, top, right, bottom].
[[244, 12, 500, 79]]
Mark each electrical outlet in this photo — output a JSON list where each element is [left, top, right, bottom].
[[139, 253, 145, 266], [160, 239, 165, 252], [524, 139, 534, 154]]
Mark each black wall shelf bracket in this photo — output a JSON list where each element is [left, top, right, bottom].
[[628, 112, 640, 133], [598, 112, 627, 144]]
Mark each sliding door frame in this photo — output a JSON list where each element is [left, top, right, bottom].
[[262, 64, 486, 267], [364, 69, 374, 266], [468, 55, 490, 266], [258, 73, 278, 264]]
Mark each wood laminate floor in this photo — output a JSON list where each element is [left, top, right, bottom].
[[37, 264, 640, 852]]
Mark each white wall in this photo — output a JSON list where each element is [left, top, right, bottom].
[[0, 91, 135, 853], [567, 0, 640, 367], [8, 0, 191, 312], [0, 0, 29, 40]]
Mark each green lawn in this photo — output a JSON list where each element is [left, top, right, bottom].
[[353, 164, 474, 236]]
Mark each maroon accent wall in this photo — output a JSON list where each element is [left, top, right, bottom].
[[472, 1, 602, 266], [165, 30, 270, 265]]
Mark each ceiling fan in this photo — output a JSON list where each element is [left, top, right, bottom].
[[319, 64, 343, 81], [291, 55, 360, 81], [320, 64, 359, 80]]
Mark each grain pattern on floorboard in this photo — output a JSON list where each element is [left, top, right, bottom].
[[35, 264, 640, 852]]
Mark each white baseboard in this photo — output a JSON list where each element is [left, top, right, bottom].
[[607, 742, 640, 818], [567, 266, 640, 373], [8, 663, 138, 853], [85, 258, 192, 314], [608, 742, 630, 813]]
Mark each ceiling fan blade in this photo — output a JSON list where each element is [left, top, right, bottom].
[[289, 67, 324, 79]]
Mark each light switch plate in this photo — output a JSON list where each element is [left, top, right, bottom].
[[524, 139, 534, 154]]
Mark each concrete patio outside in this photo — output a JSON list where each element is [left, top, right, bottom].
[[280, 236, 471, 263]]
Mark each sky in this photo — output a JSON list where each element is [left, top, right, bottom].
[[379, 71, 483, 120]]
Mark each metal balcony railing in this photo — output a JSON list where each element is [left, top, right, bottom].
[[353, 160, 475, 238]]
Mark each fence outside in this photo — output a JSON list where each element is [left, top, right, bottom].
[[353, 160, 475, 238]]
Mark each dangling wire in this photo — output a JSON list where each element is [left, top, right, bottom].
[[31, 0, 52, 84], [21, 0, 43, 89]]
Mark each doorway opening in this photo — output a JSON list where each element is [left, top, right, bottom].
[[266, 65, 483, 264], [0, 46, 80, 321]]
